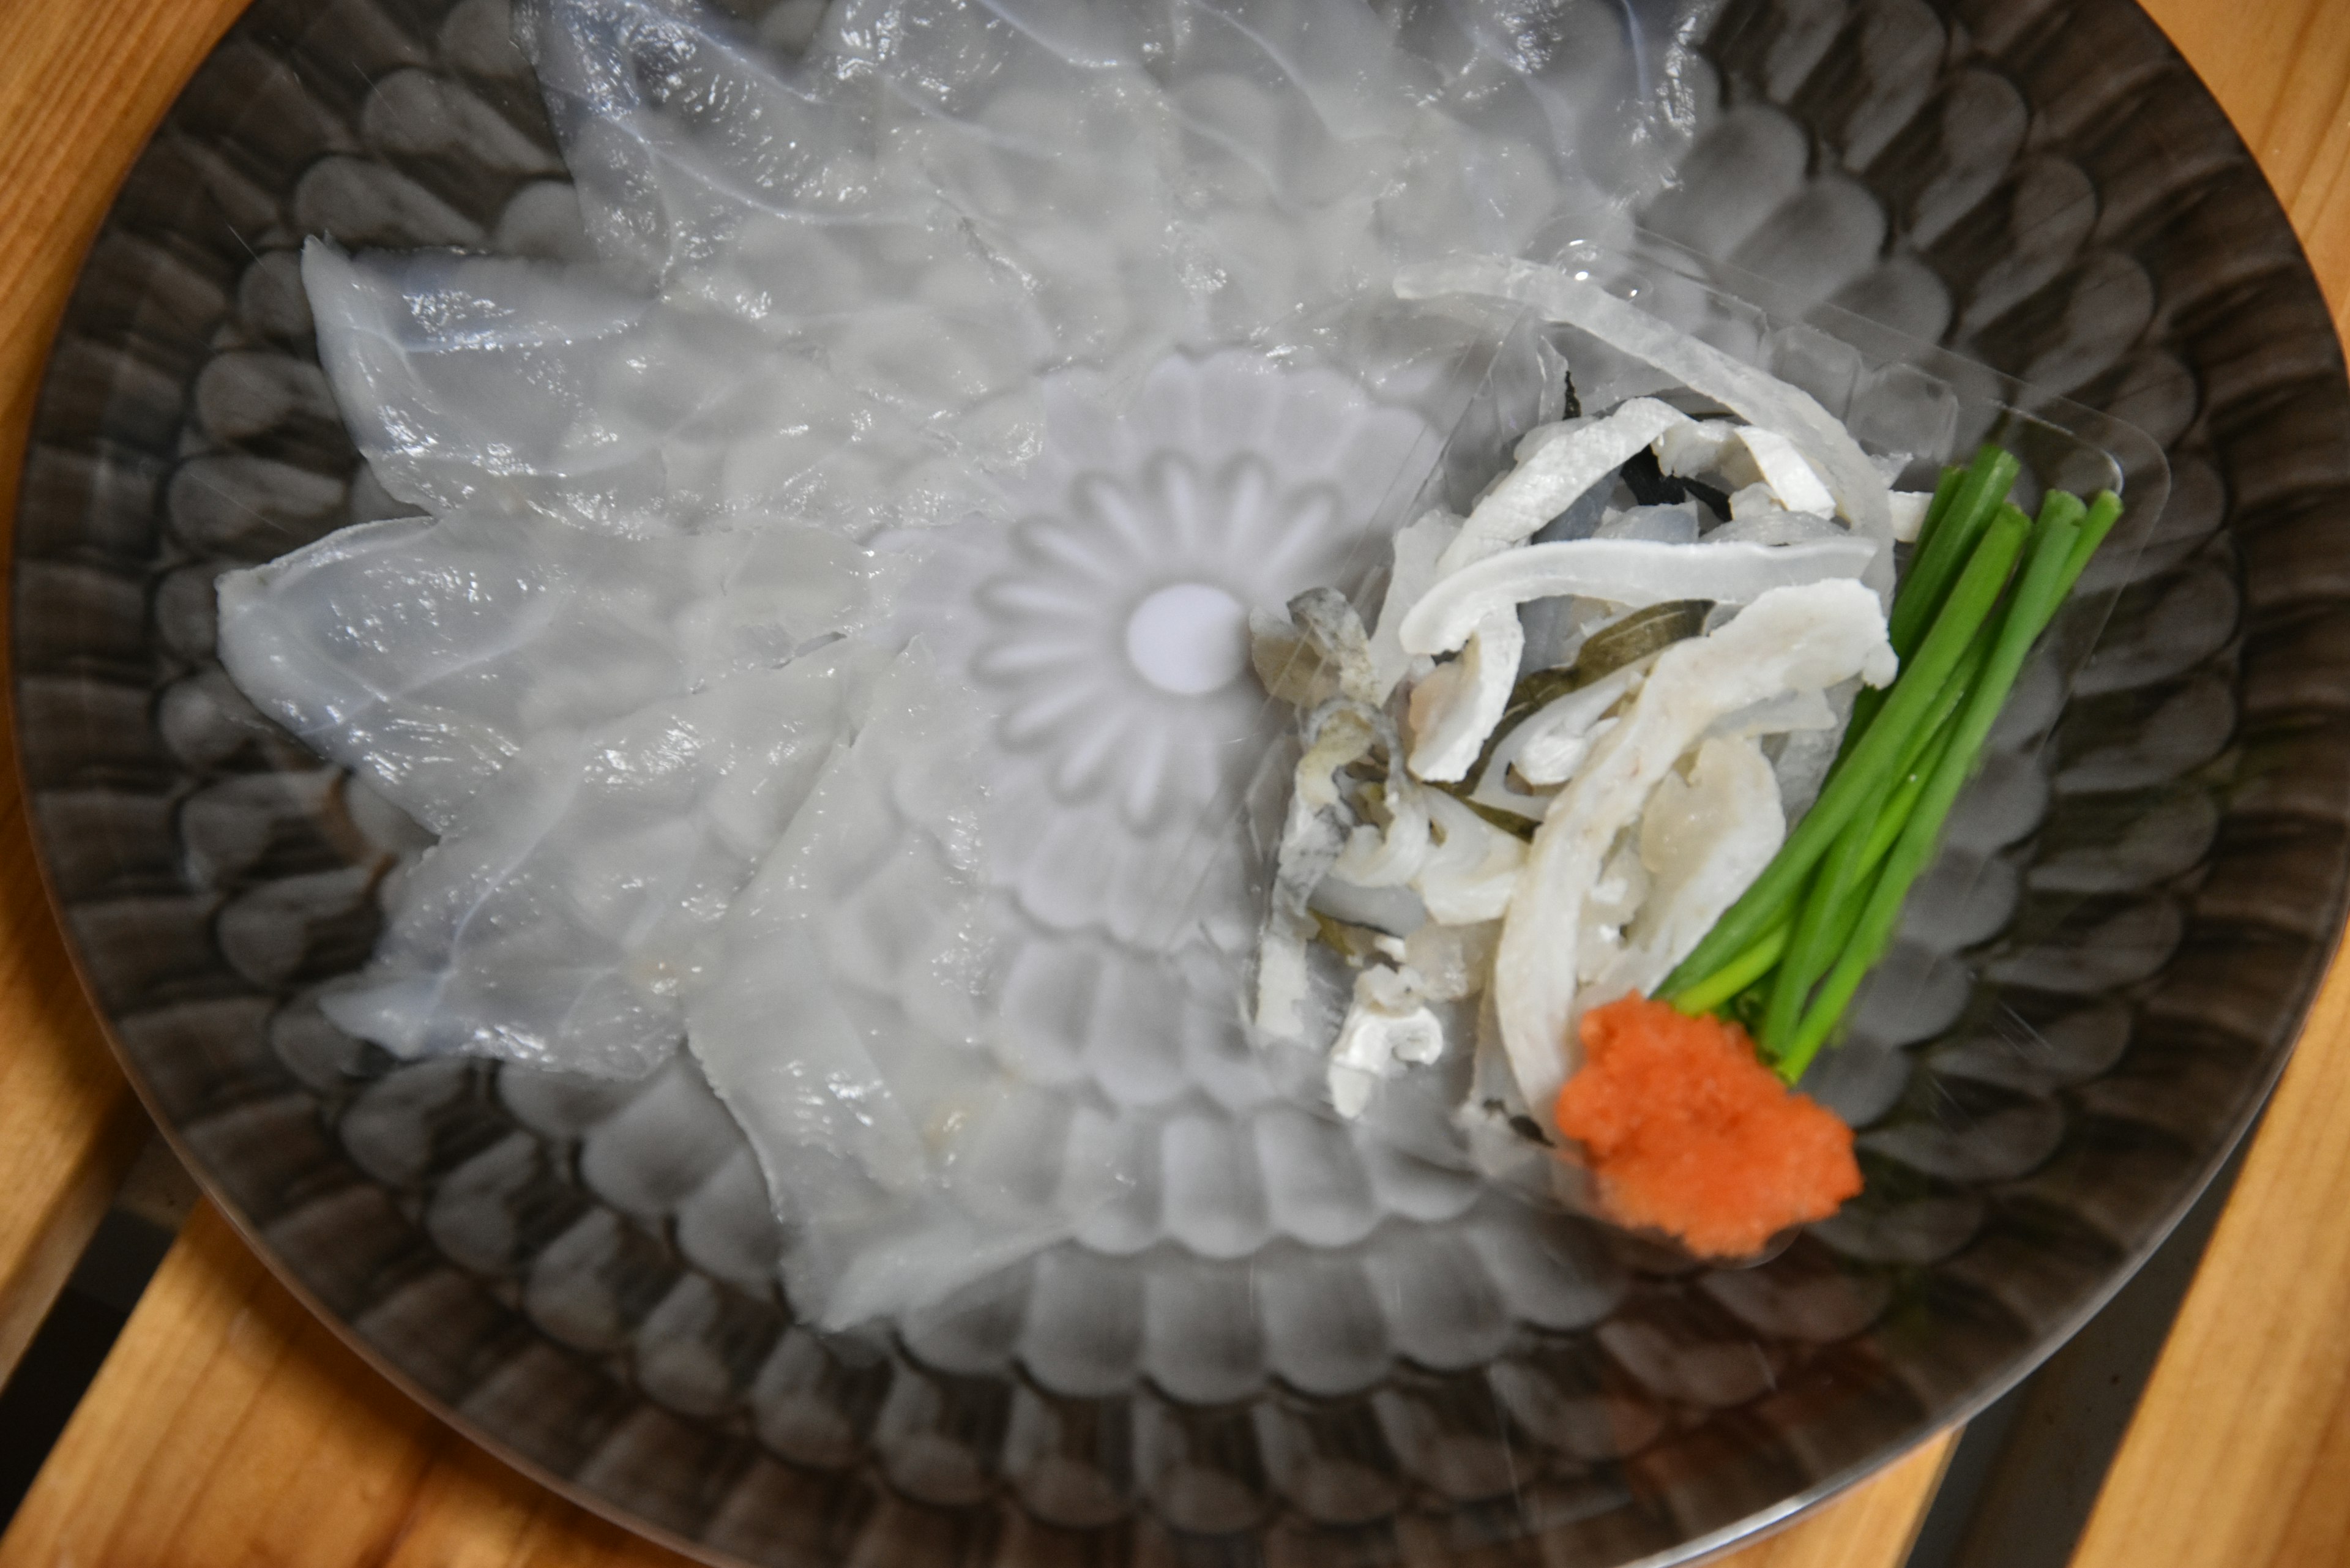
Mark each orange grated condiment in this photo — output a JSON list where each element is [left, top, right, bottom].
[[1554, 995, 1861, 1258]]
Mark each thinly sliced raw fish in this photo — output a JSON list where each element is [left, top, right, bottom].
[[217, 507, 892, 831], [323, 644, 880, 1077]]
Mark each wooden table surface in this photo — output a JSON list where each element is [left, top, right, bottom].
[[0, 1, 2344, 1564]]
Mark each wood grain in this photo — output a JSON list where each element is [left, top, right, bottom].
[[2068, 956, 2350, 1568], [0, 0, 251, 1384], [1717, 1438, 1956, 1568], [0, 1203, 699, 1568], [2138, 0, 2350, 333], [2057, 9, 2350, 1565]]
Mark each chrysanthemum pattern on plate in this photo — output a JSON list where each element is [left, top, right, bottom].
[[876, 348, 1628, 1400]]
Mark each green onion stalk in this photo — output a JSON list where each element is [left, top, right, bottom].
[[1658, 459, 2122, 1083]]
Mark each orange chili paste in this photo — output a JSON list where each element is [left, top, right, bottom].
[[1554, 995, 1861, 1257]]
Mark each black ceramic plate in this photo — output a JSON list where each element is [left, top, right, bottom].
[[17, 0, 2350, 1562]]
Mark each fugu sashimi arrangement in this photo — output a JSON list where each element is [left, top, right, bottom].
[[214, 0, 1732, 1332], [1251, 255, 2122, 1259]]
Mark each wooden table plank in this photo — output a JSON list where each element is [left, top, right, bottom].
[[2056, 9, 2350, 1565], [0, 816, 145, 1382], [0, 0, 250, 1386], [2136, 0, 2350, 332], [1719, 1439, 1955, 1568], [0, 1203, 699, 1568], [2066, 958, 2350, 1568], [2067, 964, 2350, 1568]]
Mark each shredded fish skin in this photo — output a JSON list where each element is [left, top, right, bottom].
[[1327, 964, 1446, 1119], [1436, 398, 1689, 574], [1331, 780, 1434, 887], [1887, 490, 1935, 542], [1731, 426, 1837, 517], [1289, 586, 1386, 707], [1703, 511, 1848, 546], [1255, 701, 1381, 1040], [1398, 535, 1876, 657], [1393, 255, 1896, 600], [1654, 419, 1737, 479], [1586, 733, 1786, 1006], [1412, 791, 1529, 925], [1405, 608, 1525, 782], [1256, 591, 1394, 1039], [1491, 580, 1895, 1129], [1367, 509, 1464, 699], [1398, 398, 1718, 784], [1466, 662, 1646, 820]]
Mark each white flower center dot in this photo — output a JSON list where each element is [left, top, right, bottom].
[[1124, 582, 1250, 696]]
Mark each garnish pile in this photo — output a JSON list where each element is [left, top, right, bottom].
[[1247, 258, 2124, 1259]]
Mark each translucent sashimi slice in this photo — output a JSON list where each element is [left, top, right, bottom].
[[688, 647, 1112, 1327], [523, 0, 1055, 454], [304, 241, 986, 534], [321, 644, 880, 1077], [521, 0, 890, 279], [215, 506, 893, 831]]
